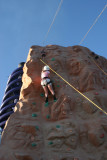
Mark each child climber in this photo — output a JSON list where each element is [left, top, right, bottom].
[[41, 65, 56, 103]]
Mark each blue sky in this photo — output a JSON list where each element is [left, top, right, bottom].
[[0, 0, 107, 104]]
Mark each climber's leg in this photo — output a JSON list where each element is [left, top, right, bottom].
[[43, 86, 48, 103], [48, 84, 56, 101], [48, 84, 54, 95]]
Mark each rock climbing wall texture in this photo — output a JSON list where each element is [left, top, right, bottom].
[[0, 45, 107, 160]]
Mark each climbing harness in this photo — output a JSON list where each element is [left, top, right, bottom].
[[40, 59, 107, 116], [41, 78, 52, 87]]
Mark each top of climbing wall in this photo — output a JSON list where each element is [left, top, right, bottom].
[[0, 45, 107, 160]]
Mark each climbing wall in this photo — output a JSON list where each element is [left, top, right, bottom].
[[0, 45, 107, 160]]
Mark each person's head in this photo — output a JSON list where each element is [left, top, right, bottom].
[[43, 66, 50, 71]]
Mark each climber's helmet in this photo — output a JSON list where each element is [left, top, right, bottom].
[[43, 66, 50, 71]]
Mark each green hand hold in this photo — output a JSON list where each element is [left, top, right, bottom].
[[48, 141, 53, 145], [46, 115, 50, 119], [51, 58, 55, 61], [45, 102, 49, 107], [40, 93, 44, 97], [31, 143, 37, 147], [35, 126, 39, 130], [32, 102, 36, 105], [56, 125, 60, 128], [32, 113, 37, 117]]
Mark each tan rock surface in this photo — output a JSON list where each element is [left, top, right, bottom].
[[0, 45, 107, 160]]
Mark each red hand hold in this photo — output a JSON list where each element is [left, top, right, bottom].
[[100, 133, 104, 138], [100, 111, 103, 114], [94, 92, 99, 95]]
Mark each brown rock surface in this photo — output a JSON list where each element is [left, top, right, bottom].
[[0, 45, 107, 160]]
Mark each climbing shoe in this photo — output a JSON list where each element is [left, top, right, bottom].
[[53, 95, 57, 101], [45, 97, 48, 103]]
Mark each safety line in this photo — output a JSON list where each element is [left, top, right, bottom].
[[40, 59, 107, 115], [42, 0, 63, 45], [79, 3, 107, 45], [92, 58, 107, 76]]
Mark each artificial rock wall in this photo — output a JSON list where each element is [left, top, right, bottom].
[[0, 45, 107, 160]]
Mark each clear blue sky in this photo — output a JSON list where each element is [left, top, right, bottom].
[[0, 0, 107, 104]]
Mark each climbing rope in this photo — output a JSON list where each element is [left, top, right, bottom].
[[92, 58, 107, 76], [42, 0, 63, 45], [79, 3, 107, 45], [79, 3, 107, 76], [40, 59, 107, 116]]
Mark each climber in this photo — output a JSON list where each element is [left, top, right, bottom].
[[41, 50, 46, 59], [91, 52, 99, 60], [95, 55, 99, 60], [41, 65, 56, 103]]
